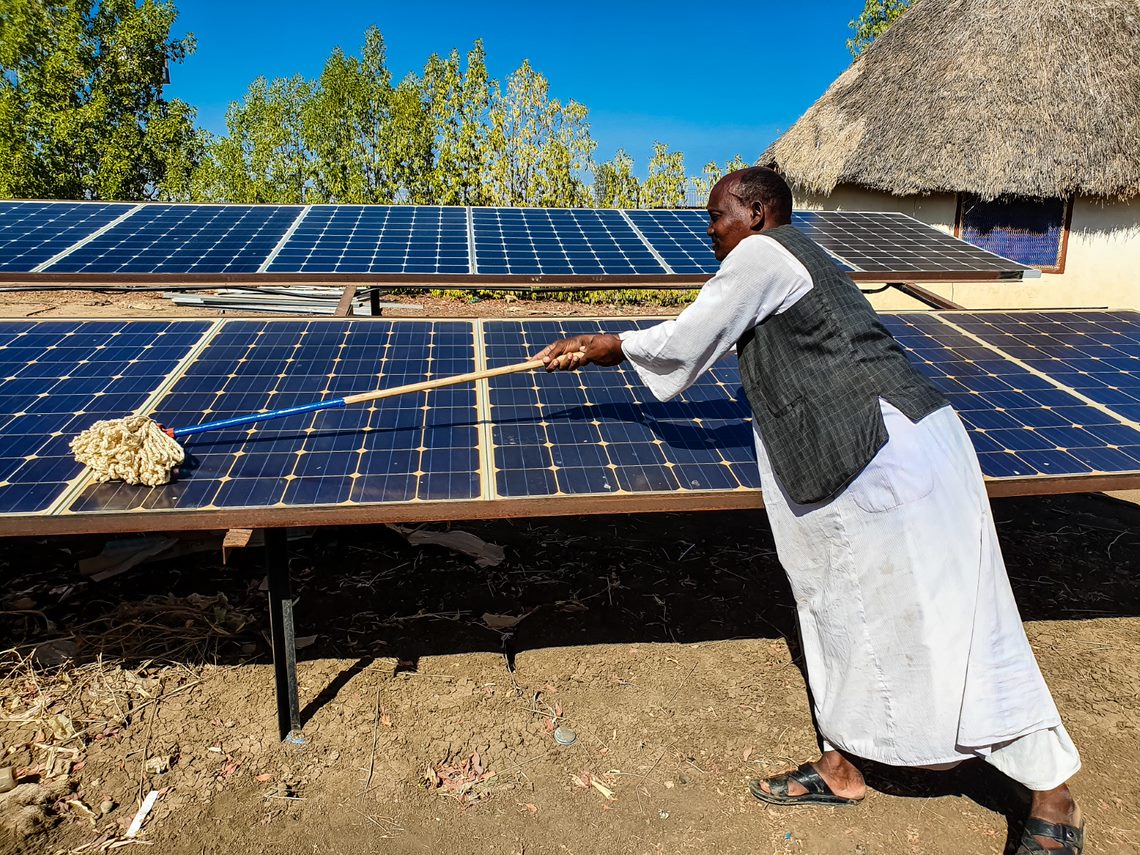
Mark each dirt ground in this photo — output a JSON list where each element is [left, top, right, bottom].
[[0, 292, 1136, 855]]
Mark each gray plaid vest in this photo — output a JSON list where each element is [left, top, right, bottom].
[[736, 225, 947, 505]]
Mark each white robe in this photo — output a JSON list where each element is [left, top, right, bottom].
[[619, 234, 1063, 767]]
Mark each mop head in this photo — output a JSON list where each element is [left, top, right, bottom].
[[70, 415, 184, 487]]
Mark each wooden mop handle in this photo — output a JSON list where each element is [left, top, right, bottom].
[[341, 359, 546, 405]]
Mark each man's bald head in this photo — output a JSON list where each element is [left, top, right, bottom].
[[721, 167, 793, 227]]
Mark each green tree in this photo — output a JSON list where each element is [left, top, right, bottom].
[[848, 0, 916, 56], [302, 28, 393, 203], [485, 59, 596, 207], [423, 40, 491, 205], [0, 0, 200, 200], [191, 75, 314, 203], [640, 142, 686, 208], [593, 149, 640, 207]]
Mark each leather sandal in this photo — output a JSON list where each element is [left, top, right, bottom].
[[1015, 818, 1085, 854], [748, 762, 863, 807]]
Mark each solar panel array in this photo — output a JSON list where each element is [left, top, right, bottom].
[[0, 200, 1033, 279], [0, 311, 1135, 526]]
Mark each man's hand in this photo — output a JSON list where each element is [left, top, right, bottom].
[[534, 334, 624, 372]]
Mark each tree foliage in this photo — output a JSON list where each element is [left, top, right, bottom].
[[593, 149, 640, 207], [691, 154, 749, 202], [0, 0, 201, 200], [848, 0, 916, 56], [640, 143, 686, 208]]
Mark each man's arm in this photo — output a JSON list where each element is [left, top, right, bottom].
[[534, 236, 811, 398]]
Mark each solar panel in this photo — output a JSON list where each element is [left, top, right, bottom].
[[880, 313, 1140, 478], [266, 205, 470, 274], [483, 319, 757, 497], [0, 319, 213, 514], [0, 201, 135, 272], [68, 320, 481, 513], [472, 208, 664, 276], [623, 210, 716, 274], [793, 211, 1028, 275], [620, 210, 886, 275], [942, 311, 1140, 425], [44, 204, 302, 274]]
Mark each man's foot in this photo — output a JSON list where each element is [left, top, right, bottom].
[[749, 751, 867, 806], [1017, 785, 1084, 853]]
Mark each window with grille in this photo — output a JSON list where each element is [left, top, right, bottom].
[[956, 195, 1070, 272]]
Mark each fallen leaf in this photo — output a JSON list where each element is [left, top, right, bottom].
[[380, 713, 392, 728], [743, 747, 753, 761], [591, 779, 615, 800], [255, 774, 273, 783], [523, 803, 538, 814]]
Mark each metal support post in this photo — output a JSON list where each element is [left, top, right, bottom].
[[265, 527, 304, 744], [369, 287, 381, 316]]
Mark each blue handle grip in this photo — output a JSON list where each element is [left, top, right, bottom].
[[171, 397, 348, 438]]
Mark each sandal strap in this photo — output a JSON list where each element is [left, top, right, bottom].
[[764, 763, 832, 798], [1020, 818, 1084, 853]]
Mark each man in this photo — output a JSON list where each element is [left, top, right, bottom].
[[536, 167, 1084, 854]]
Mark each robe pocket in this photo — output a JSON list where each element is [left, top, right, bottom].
[[849, 455, 934, 513], [849, 406, 936, 513]]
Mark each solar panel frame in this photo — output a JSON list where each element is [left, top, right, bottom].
[[0, 201, 137, 272]]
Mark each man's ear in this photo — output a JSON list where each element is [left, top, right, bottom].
[[750, 200, 765, 230]]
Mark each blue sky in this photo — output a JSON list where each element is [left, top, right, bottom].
[[167, 1, 860, 178]]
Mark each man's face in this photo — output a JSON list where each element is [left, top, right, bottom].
[[706, 177, 761, 262]]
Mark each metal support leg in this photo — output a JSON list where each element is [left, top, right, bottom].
[[266, 527, 304, 744], [369, 287, 381, 317]]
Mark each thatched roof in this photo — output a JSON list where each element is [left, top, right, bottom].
[[760, 0, 1140, 200]]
